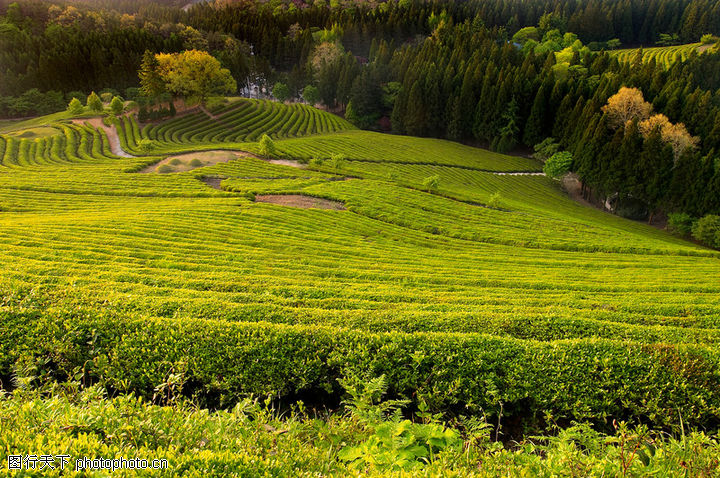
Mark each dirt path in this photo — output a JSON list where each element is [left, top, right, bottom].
[[561, 173, 601, 209], [72, 117, 134, 158], [698, 44, 715, 53], [493, 171, 545, 176]]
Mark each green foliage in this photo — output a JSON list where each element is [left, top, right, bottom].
[[533, 137, 560, 162], [137, 138, 158, 153], [3, 387, 719, 476], [487, 192, 502, 209], [701, 34, 720, 44], [658, 33, 681, 46], [189, 158, 203, 167], [110, 96, 124, 115], [87, 91, 103, 112], [328, 153, 346, 171], [157, 164, 173, 173], [151, 50, 237, 103], [123, 99, 354, 155], [422, 175, 440, 192], [543, 151, 573, 178], [258, 134, 277, 157], [67, 97, 84, 115], [611, 43, 704, 68], [273, 82, 291, 102], [667, 213, 696, 237], [302, 85, 320, 105], [692, 214, 720, 248]]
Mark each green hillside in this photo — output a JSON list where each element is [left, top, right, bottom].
[[2, 101, 720, 474]]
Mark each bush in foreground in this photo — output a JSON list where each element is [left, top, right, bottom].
[[543, 151, 573, 178], [692, 214, 720, 249], [667, 212, 695, 237], [1, 381, 719, 477], [3, 309, 720, 431]]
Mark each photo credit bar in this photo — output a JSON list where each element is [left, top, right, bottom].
[[6, 455, 168, 472], [75, 456, 168, 471]]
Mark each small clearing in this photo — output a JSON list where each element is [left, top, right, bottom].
[[200, 177, 225, 190], [141, 150, 243, 173], [71, 118, 134, 158], [255, 194, 346, 210], [267, 159, 305, 168]]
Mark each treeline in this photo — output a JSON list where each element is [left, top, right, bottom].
[[339, 20, 720, 219], [4, 0, 720, 97]]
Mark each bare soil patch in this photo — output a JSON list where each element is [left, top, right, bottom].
[[200, 177, 225, 190], [255, 194, 346, 210], [267, 158, 305, 168], [141, 150, 243, 173], [698, 44, 715, 53]]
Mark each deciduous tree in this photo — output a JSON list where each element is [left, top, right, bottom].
[[602, 87, 653, 129]]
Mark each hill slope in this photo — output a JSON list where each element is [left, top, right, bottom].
[[1, 102, 720, 442]]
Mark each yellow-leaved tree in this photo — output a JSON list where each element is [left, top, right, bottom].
[[153, 50, 236, 104], [638, 113, 700, 161], [601, 86, 652, 129]]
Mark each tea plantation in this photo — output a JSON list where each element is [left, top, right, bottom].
[[1, 100, 720, 475], [610, 42, 710, 67]]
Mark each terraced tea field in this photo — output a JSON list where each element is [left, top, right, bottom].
[[1, 100, 720, 433], [611, 42, 711, 67]]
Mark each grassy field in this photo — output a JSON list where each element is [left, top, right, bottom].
[[1, 100, 720, 474], [610, 42, 715, 67]]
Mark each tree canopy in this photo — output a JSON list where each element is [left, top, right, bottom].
[[149, 50, 236, 104]]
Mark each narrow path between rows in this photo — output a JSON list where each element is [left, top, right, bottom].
[[72, 118, 134, 158]]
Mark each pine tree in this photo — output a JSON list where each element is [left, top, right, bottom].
[[139, 50, 165, 100], [522, 84, 547, 146], [404, 80, 426, 137]]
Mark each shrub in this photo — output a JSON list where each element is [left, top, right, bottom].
[[701, 34, 719, 45], [157, 164, 173, 174], [302, 85, 320, 105], [272, 82, 291, 103], [67, 98, 84, 115], [532, 137, 560, 161], [423, 175, 440, 193], [124, 87, 141, 101], [329, 153, 346, 171], [110, 96, 124, 115], [667, 213, 695, 237], [189, 158, 203, 167], [100, 92, 113, 103], [87, 92, 103, 112], [487, 192, 502, 209], [692, 215, 720, 249], [543, 151, 573, 178], [258, 134, 276, 157], [169, 158, 182, 166], [4, 310, 720, 429], [137, 139, 157, 153], [66, 91, 85, 103]]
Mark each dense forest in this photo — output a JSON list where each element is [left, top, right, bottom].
[[1, 0, 720, 222]]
